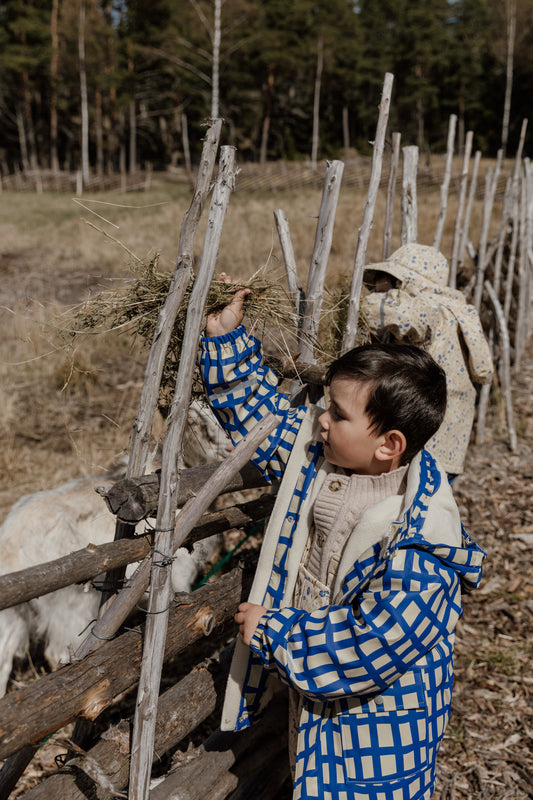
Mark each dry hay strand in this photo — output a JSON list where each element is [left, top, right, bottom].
[[66, 257, 299, 412], [63, 258, 375, 411]]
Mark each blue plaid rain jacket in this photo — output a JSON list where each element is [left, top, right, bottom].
[[200, 326, 485, 800]]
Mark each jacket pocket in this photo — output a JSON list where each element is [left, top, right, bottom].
[[338, 669, 429, 782]]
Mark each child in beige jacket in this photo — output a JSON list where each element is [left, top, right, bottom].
[[361, 243, 493, 476]]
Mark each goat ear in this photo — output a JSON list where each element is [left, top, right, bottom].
[[374, 429, 406, 463]]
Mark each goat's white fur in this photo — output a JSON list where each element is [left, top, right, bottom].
[[0, 401, 230, 697]]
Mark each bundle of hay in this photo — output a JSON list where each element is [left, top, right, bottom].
[[67, 258, 370, 413]]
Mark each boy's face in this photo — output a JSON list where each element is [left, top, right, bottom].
[[318, 378, 386, 475]]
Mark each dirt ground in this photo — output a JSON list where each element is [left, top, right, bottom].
[[1, 231, 532, 797], [432, 357, 533, 800]]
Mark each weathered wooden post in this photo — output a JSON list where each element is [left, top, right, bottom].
[[274, 207, 303, 319], [458, 149, 481, 268], [128, 146, 238, 799], [449, 130, 473, 288], [342, 72, 394, 353], [482, 281, 517, 451], [473, 149, 503, 311], [401, 145, 418, 245], [298, 159, 344, 365], [433, 113, 457, 252], [382, 131, 401, 259], [99, 119, 223, 607]]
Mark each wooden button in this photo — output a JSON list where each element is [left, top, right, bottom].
[[328, 480, 342, 491]]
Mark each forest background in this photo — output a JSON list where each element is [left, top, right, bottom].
[[1, 0, 533, 180]]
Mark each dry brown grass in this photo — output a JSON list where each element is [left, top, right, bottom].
[[0, 160, 504, 520]]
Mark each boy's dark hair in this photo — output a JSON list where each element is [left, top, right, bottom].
[[326, 343, 447, 464]]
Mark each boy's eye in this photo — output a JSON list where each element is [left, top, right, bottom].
[[330, 406, 344, 421]]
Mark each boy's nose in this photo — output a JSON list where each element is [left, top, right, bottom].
[[318, 411, 328, 429]]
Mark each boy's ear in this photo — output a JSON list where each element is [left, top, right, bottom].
[[375, 429, 407, 463]]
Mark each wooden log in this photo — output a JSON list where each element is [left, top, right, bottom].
[[101, 119, 222, 605], [0, 538, 150, 612], [0, 568, 246, 762], [433, 113, 456, 252], [149, 695, 288, 800], [16, 657, 230, 799], [99, 461, 269, 524], [401, 145, 418, 245], [342, 72, 394, 353], [298, 159, 344, 365], [382, 131, 401, 259], [0, 493, 275, 612], [449, 130, 473, 289]]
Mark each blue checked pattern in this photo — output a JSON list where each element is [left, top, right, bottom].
[[200, 327, 485, 799], [200, 325, 305, 479]]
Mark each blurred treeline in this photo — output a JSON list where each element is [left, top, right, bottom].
[[0, 0, 531, 175]]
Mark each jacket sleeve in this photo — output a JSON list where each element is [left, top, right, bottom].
[[248, 547, 461, 701], [456, 305, 494, 384], [361, 290, 439, 343], [199, 325, 306, 480]]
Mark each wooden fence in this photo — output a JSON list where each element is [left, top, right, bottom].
[[0, 76, 532, 799]]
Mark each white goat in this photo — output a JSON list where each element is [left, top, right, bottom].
[[0, 401, 231, 697]]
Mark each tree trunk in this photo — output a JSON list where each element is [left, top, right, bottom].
[[211, 0, 221, 118], [501, 0, 516, 156], [259, 67, 274, 165], [311, 35, 324, 170], [128, 46, 136, 175], [50, 0, 60, 173], [79, 0, 90, 186]]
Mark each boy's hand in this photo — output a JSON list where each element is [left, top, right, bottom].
[[235, 601, 268, 647], [205, 272, 251, 337]]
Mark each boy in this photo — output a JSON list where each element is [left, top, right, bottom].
[[200, 282, 485, 800], [361, 243, 493, 476]]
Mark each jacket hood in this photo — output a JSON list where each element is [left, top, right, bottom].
[[364, 243, 449, 291], [406, 526, 486, 592]]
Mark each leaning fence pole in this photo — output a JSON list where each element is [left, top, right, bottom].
[[401, 146, 418, 245], [342, 72, 394, 353], [298, 159, 344, 365], [99, 119, 222, 607], [449, 130, 473, 288], [128, 146, 237, 800], [503, 180, 521, 323], [433, 113, 457, 252], [458, 149, 481, 268], [473, 149, 503, 311], [514, 162, 529, 370], [492, 175, 512, 297], [382, 131, 401, 259], [274, 208, 303, 318], [483, 281, 517, 451]]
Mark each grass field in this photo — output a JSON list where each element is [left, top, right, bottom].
[[0, 164, 499, 520]]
